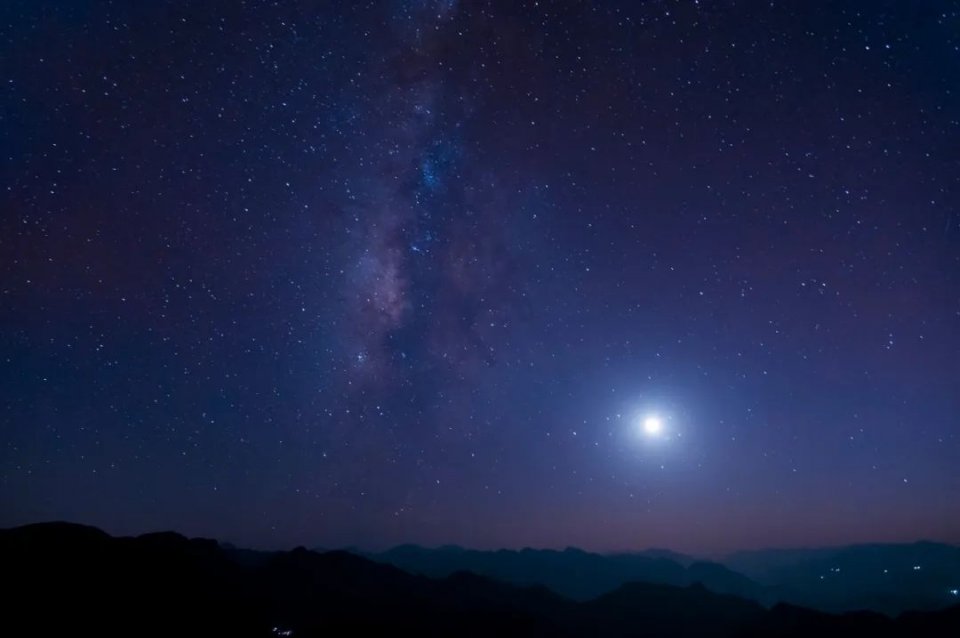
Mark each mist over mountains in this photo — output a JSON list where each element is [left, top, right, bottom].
[[366, 541, 960, 615], [367, 544, 760, 602], [726, 542, 960, 614]]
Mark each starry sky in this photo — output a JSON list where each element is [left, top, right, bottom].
[[2, 0, 959, 554]]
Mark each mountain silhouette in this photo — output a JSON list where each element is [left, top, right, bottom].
[[369, 542, 960, 615], [4, 522, 960, 637], [726, 542, 960, 614], [368, 544, 760, 601]]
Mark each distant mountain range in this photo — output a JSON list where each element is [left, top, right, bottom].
[[4, 522, 960, 637], [726, 542, 960, 614], [363, 541, 960, 615], [366, 544, 761, 601]]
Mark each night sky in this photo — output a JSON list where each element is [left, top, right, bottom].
[[2, 0, 959, 554]]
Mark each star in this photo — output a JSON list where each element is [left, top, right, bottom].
[[642, 415, 664, 437]]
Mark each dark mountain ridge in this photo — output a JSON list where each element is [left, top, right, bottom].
[[367, 543, 756, 601], [725, 541, 960, 614], [367, 540, 960, 615], [4, 522, 960, 637]]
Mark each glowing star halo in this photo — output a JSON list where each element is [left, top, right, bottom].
[[643, 415, 664, 436], [635, 413, 669, 440]]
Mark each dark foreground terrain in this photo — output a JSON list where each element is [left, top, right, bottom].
[[4, 522, 959, 637]]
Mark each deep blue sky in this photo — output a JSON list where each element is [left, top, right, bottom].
[[1, 0, 958, 553]]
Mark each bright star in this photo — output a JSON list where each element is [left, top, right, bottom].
[[642, 414, 664, 437]]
